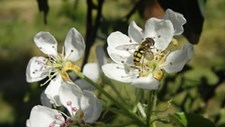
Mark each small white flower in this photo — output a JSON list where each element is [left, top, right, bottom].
[[26, 28, 99, 104], [27, 85, 101, 127], [102, 9, 193, 90]]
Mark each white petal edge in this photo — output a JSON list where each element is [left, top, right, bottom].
[[28, 105, 64, 127], [128, 21, 143, 43], [26, 56, 50, 82], [161, 43, 193, 73], [81, 90, 102, 123], [102, 63, 138, 83], [26, 119, 30, 127], [107, 31, 138, 48], [163, 9, 187, 35], [34, 32, 58, 57], [64, 28, 85, 61], [44, 75, 63, 106], [131, 76, 160, 90], [59, 82, 82, 117], [143, 18, 174, 51]]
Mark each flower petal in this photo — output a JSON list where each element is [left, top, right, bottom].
[[102, 63, 138, 83], [132, 76, 160, 90], [28, 105, 64, 127], [162, 9, 186, 35], [107, 47, 134, 64], [34, 32, 58, 57], [143, 18, 174, 50], [128, 21, 143, 43], [80, 90, 102, 123], [161, 43, 193, 73], [44, 75, 62, 106], [40, 92, 52, 108], [64, 28, 85, 61], [59, 82, 82, 116], [26, 56, 50, 82], [75, 63, 99, 90], [26, 119, 30, 127], [75, 79, 95, 91], [83, 63, 99, 83], [107, 31, 137, 64]]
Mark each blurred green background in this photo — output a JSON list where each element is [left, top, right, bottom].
[[0, 0, 224, 126]]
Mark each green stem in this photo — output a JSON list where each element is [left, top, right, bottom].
[[74, 71, 145, 126], [146, 90, 158, 127]]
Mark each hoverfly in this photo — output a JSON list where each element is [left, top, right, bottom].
[[133, 38, 155, 66], [115, 37, 155, 67]]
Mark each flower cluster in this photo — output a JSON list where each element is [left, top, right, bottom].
[[26, 28, 101, 127], [26, 9, 194, 127], [102, 9, 193, 90]]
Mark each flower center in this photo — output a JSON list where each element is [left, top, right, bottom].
[[137, 38, 179, 80], [136, 46, 167, 81], [40, 54, 80, 86]]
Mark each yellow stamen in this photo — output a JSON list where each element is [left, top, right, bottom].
[[63, 61, 81, 72], [61, 71, 71, 81], [171, 38, 178, 46], [153, 69, 164, 80]]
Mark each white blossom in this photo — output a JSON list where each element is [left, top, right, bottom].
[[27, 84, 101, 127], [26, 28, 99, 104], [102, 9, 193, 90]]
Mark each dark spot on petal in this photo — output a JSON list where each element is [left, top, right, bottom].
[[71, 49, 74, 52], [158, 35, 161, 38], [169, 62, 173, 65], [129, 39, 132, 43]]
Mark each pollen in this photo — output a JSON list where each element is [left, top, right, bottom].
[[171, 38, 178, 46], [64, 61, 81, 72], [153, 69, 164, 80]]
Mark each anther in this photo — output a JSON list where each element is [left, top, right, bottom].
[[55, 114, 62, 120], [66, 101, 72, 106], [72, 107, 77, 112], [49, 123, 55, 127]]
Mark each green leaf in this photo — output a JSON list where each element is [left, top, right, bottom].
[[172, 112, 216, 127]]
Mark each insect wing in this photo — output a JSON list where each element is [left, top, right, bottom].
[[115, 44, 138, 51]]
